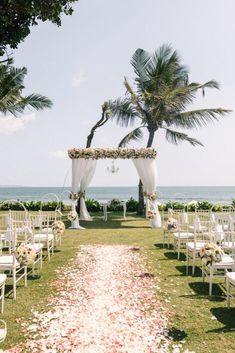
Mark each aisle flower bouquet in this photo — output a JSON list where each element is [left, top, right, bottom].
[[199, 243, 224, 266], [67, 211, 78, 221], [15, 243, 37, 266], [166, 217, 178, 231], [52, 221, 65, 236], [147, 210, 156, 219]]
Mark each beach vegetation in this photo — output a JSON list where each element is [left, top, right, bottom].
[[0, 59, 52, 116]]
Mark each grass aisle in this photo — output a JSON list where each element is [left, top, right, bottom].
[[7, 244, 176, 353]]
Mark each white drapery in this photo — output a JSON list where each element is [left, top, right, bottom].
[[71, 158, 97, 222], [132, 158, 161, 228]]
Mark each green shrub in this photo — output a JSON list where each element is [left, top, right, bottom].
[[85, 198, 100, 212], [0, 200, 65, 211], [108, 198, 122, 211], [164, 201, 185, 211], [126, 197, 138, 212], [197, 201, 213, 210], [211, 203, 223, 212]]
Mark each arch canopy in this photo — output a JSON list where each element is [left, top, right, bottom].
[[68, 147, 161, 229]]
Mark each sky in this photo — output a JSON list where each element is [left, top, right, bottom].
[[1, 0, 235, 187]]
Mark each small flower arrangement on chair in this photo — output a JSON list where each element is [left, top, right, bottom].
[[15, 243, 37, 266], [52, 221, 65, 248], [199, 243, 224, 266], [166, 217, 178, 231], [147, 210, 156, 219], [67, 211, 78, 222], [52, 221, 65, 236]]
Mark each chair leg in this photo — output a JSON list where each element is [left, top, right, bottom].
[[13, 269, 16, 300], [209, 267, 213, 296], [177, 240, 180, 260], [192, 252, 196, 276], [186, 249, 189, 275], [24, 267, 27, 287], [202, 263, 205, 282], [47, 241, 50, 262], [40, 250, 43, 270], [1, 283, 5, 313], [227, 278, 231, 308]]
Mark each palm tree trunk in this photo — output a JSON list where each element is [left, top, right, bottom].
[[137, 129, 155, 215]]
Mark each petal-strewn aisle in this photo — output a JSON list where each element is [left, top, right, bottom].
[[9, 245, 178, 352]]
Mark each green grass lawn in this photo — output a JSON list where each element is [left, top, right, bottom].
[[1, 212, 235, 352]]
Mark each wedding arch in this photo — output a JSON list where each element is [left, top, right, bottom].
[[68, 147, 161, 228]]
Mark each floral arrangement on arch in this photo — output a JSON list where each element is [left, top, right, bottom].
[[199, 243, 224, 266], [67, 211, 78, 222], [52, 221, 65, 236], [68, 147, 157, 160], [166, 217, 178, 231], [78, 191, 86, 198], [69, 192, 79, 200], [147, 210, 156, 219], [144, 192, 157, 201], [15, 243, 37, 266]]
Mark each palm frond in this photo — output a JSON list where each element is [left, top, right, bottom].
[[118, 127, 145, 147], [22, 94, 53, 110], [3, 94, 53, 116], [164, 127, 204, 146], [109, 98, 137, 127], [169, 108, 231, 129], [131, 48, 151, 85]]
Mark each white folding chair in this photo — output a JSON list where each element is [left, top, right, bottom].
[[186, 220, 212, 275], [226, 272, 235, 308], [172, 212, 194, 260], [12, 220, 43, 276], [30, 214, 54, 261], [202, 253, 235, 296]]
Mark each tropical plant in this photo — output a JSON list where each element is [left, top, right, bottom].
[[0, 60, 52, 116], [110, 44, 231, 214], [85, 198, 101, 212], [126, 197, 138, 212]]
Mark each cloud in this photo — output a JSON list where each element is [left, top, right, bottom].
[[51, 150, 68, 159], [71, 71, 87, 88], [0, 113, 36, 134]]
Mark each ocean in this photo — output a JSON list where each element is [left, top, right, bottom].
[[0, 186, 235, 205]]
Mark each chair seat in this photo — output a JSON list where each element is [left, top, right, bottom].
[[227, 272, 235, 286], [212, 255, 235, 268], [28, 243, 43, 253], [0, 255, 20, 268], [187, 241, 205, 251], [223, 242, 235, 249], [173, 232, 194, 239], [33, 233, 54, 242], [41, 228, 53, 234], [0, 274, 7, 284]]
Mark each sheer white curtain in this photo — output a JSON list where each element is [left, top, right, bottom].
[[71, 158, 97, 224], [79, 160, 97, 220], [132, 158, 161, 228]]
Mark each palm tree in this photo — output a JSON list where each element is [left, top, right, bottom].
[[110, 44, 231, 214], [0, 59, 52, 116]]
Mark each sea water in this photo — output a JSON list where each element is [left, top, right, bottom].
[[0, 186, 235, 204]]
